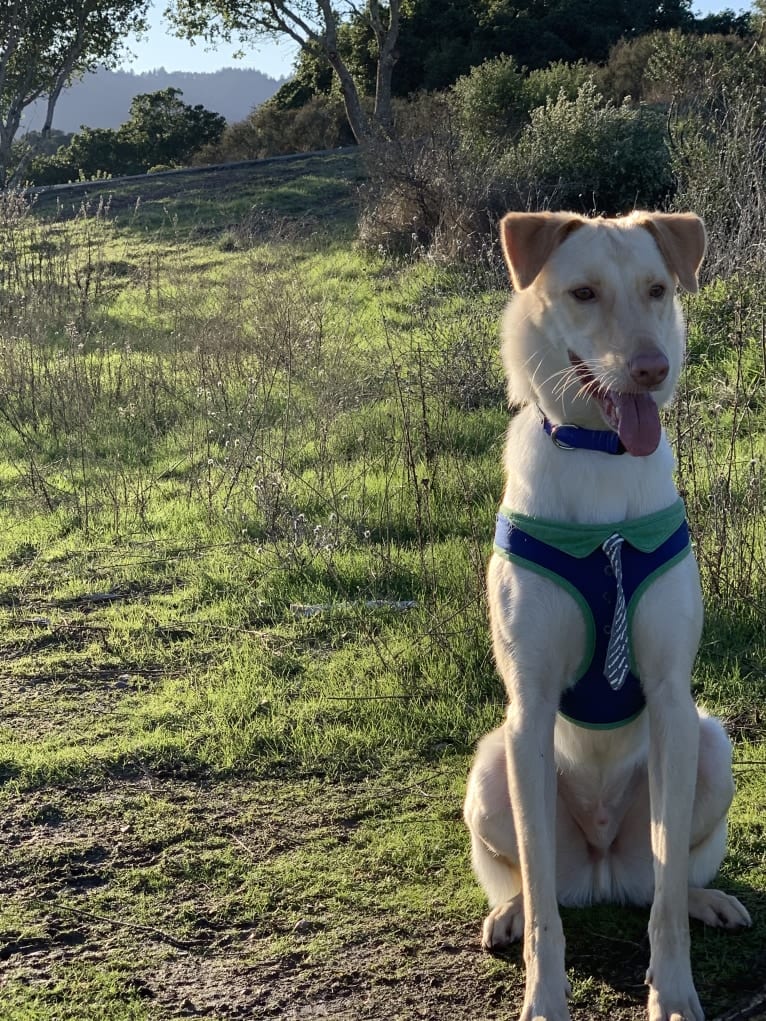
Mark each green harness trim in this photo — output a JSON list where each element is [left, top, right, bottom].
[[496, 498, 686, 559]]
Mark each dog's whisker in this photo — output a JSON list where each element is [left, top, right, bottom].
[[546, 365, 583, 400], [526, 355, 549, 393], [550, 373, 580, 400]]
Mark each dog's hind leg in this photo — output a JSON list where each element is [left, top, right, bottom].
[[464, 727, 524, 949], [687, 713, 751, 929], [472, 839, 525, 950]]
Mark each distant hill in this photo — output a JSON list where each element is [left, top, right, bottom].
[[23, 67, 286, 134]]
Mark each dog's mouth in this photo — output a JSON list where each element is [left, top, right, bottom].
[[568, 353, 661, 457]]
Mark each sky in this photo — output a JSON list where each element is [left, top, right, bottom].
[[120, 4, 298, 79], [119, 1, 754, 79]]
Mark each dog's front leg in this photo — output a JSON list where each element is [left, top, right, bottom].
[[645, 691, 703, 1021], [505, 698, 571, 1021]]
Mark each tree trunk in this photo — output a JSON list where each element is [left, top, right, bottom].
[[370, 0, 399, 136], [327, 49, 370, 143], [0, 98, 26, 187], [317, 0, 371, 143]]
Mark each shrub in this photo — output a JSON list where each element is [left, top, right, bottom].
[[26, 151, 80, 186], [452, 56, 597, 150], [28, 89, 225, 185], [196, 94, 355, 164], [361, 70, 676, 259], [359, 81, 674, 258], [644, 29, 760, 107], [358, 93, 500, 261], [670, 88, 766, 280], [602, 32, 668, 102], [452, 56, 528, 145], [120, 88, 225, 168], [523, 60, 597, 111], [505, 81, 673, 214]]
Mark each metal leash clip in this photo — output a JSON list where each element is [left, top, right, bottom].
[[549, 423, 579, 450]]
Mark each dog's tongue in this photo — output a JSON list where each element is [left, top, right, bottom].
[[614, 392, 661, 456]]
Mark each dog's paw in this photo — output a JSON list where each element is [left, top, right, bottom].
[[646, 964, 704, 1021], [688, 887, 751, 929], [481, 893, 525, 950]]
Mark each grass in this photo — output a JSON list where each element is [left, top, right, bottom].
[[30, 151, 364, 239], [0, 151, 765, 1019]]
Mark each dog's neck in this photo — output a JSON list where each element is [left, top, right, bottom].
[[502, 405, 679, 524]]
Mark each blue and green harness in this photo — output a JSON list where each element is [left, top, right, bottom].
[[493, 498, 690, 729]]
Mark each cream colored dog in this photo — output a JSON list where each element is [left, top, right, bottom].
[[463, 211, 751, 1021]]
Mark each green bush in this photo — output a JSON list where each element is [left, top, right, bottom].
[[523, 60, 597, 111], [505, 81, 673, 214], [359, 76, 675, 259], [645, 28, 759, 107], [452, 56, 599, 153], [669, 90, 766, 279], [452, 56, 528, 145], [358, 92, 501, 260], [28, 89, 225, 185], [26, 151, 80, 186]]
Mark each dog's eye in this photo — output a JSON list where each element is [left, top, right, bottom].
[[571, 287, 596, 302], [649, 284, 666, 299]]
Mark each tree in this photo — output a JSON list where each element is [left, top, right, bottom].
[[0, 0, 150, 185], [229, 0, 706, 120], [166, 0, 400, 144], [466, 0, 695, 70], [27, 88, 226, 183], [120, 87, 226, 167]]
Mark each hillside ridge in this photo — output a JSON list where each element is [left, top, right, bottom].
[[23, 66, 286, 134]]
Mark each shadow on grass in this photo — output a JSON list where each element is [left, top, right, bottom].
[[32, 152, 364, 240], [487, 893, 764, 1018]]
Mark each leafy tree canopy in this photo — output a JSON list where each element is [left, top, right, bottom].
[[167, 1, 400, 144], [274, 0, 716, 108], [0, 0, 151, 184], [120, 87, 226, 166]]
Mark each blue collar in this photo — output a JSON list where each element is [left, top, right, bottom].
[[542, 414, 625, 455]]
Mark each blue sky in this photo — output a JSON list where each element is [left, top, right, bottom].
[[120, 1, 754, 79], [120, 4, 298, 78]]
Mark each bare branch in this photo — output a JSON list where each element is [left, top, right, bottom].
[[262, 0, 322, 46], [166, 1, 401, 145]]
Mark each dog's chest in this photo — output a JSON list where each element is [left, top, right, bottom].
[[494, 501, 691, 728]]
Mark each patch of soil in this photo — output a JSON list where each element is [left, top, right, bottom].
[[0, 776, 763, 1021], [0, 777, 513, 1019]]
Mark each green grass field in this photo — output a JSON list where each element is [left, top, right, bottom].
[[0, 153, 764, 1020]]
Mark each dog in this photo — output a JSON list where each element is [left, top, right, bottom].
[[463, 211, 751, 1021]]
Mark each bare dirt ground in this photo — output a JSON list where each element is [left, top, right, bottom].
[[2, 770, 765, 1020], [1, 775, 525, 1020]]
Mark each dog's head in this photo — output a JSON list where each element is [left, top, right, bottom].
[[499, 210, 706, 456]]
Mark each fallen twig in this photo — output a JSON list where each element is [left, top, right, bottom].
[[57, 902, 199, 952], [712, 988, 766, 1021]]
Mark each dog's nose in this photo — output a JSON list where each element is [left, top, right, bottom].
[[629, 350, 669, 388]]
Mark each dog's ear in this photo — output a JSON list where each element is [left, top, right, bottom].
[[636, 212, 707, 293], [499, 212, 584, 291]]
